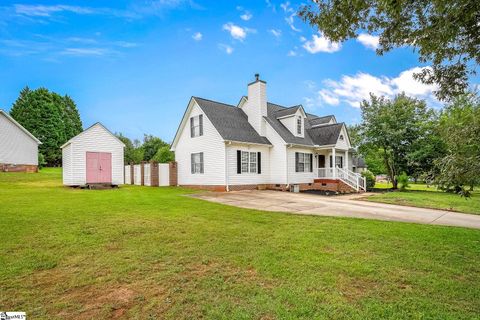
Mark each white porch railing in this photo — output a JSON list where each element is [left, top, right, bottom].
[[317, 167, 366, 191]]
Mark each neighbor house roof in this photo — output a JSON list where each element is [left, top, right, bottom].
[[193, 97, 271, 145], [0, 109, 42, 144]]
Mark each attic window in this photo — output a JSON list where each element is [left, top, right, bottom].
[[339, 134, 344, 141], [297, 116, 302, 135]]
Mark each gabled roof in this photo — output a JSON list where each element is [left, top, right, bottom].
[[193, 97, 271, 145], [309, 115, 335, 126], [60, 122, 125, 149], [275, 105, 303, 118], [307, 123, 344, 146], [0, 109, 41, 144]]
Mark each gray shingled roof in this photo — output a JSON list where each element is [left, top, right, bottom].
[[307, 123, 344, 146], [275, 105, 302, 118], [309, 115, 334, 126], [191, 97, 344, 147], [193, 97, 271, 145]]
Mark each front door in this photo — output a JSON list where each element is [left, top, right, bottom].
[[318, 155, 325, 168], [86, 152, 112, 184]]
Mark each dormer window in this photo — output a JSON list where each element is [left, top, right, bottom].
[[297, 116, 302, 135], [190, 114, 203, 137]]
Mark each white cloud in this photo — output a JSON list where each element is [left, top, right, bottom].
[[218, 44, 233, 54], [299, 36, 306, 42], [61, 48, 109, 56], [269, 29, 282, 38], [287, 50, 297, 57], [280, 2, 300, 32], [307, 67, 438, 108], [240, 12, 252, 21], [303, 33, 341, 53], [192, 32, 202, 41], [222, 22, 254, 41], [280, 1, 293, 12], [14, 4, 94, 17], [357, 33, 379, 50]]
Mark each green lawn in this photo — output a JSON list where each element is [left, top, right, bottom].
[[367, 182, 480, 214], [1, 169, 479, 319]]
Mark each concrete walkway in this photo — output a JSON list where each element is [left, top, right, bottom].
[[191, 190, 480, 229]]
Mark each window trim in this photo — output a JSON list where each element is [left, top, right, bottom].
[[240, 151, 260, 174], [190, 114, 203, 138], [296, 116, 302, 135], [295, 152, 313, 173], [191, 152, 204, 174]]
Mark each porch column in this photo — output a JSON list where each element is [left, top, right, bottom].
[[332, 147, 336, 178], [345, 150, 349, 171]]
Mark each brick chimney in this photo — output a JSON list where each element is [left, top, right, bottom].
[[244, 74, 267, 136]]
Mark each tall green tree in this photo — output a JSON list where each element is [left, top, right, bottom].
[[435, 93, 480, 195], [142, 134, 169, 161], [116, 133, 144, 164], [299, 0, 479, 100], [359, 93, 435, 189], [348, 124, 386, 175], [152, 146, 175, 163], [10, 87, 83, 166]]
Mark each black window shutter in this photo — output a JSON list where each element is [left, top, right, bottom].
[[200, 152, 204, 173], [237, 150, 241, 174], [257, 152, 261, 174], [190, 117, 194, 137], [340, 156, 343, 169], [309, 154, 313, 172], [330, 156, 333, 168], [191, 153, 194, 173], [199, 114, 203, 136], [295, 152, 299, 172]]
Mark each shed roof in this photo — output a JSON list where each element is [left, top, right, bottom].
[[60, 122, 125, 149]]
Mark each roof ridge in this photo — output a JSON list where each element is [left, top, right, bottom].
[[308, 122, 344, 129], [193, 96, 236, 108]]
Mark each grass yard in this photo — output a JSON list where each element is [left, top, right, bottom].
[[367, 182, 480, 215], [1, 169, 480, 319]]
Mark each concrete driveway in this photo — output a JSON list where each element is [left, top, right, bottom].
[[191, 190, 480, 229]]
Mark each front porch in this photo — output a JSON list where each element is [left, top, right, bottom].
[[313, 147, 366, 192]]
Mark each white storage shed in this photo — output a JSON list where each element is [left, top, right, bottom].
[[61, 123, 125, 186]]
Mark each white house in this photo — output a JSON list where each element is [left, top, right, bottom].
[[171, 75, 366, 192], [61, 123, 125, 186], [0, 109, 41, 172]]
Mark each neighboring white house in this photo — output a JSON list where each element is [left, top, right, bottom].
[[61, 123, 125, 186], [0, 109, 41, 172], [171, 75, 366, 192]]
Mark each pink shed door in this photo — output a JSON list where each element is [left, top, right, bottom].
[[86, 152, 112, 184]]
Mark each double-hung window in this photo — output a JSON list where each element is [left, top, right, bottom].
[[237, 150, 261, 174], [295, 152, 313, 172], [191, 152, 204, 174], [190, 114, 203, 138]]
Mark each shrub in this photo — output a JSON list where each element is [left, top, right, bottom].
[[361, 170, 376, 190], [398, 172, 410, 191], [38, 153, 46, 169]]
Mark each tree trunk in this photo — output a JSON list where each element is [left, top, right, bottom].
[[392, 179, 398, 189]]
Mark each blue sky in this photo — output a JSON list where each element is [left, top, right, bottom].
[[0, 0, 462, 142]]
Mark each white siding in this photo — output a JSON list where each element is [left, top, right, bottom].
[[175, 102, 226, 186], [226, 144, 270, 185], [0, 112, 38, 165], [287, 147, 316, 184], [62, 144, 73, 185], [335, 125, 350, 150], [62, 124, 124, 186], [265, 122, 287, 184], [242, 81, 267, 136]]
